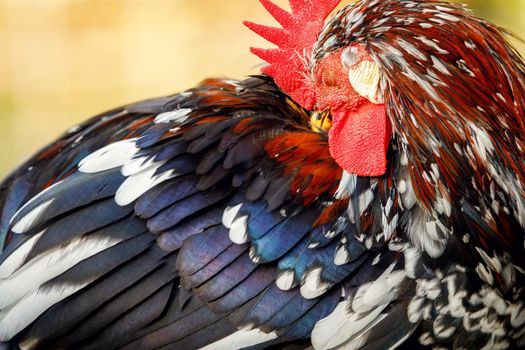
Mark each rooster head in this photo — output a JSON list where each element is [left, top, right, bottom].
[[246, 0, 525, 185], [245, 0, 390, 177]]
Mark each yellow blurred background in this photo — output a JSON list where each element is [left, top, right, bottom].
[[0, 0, 524, 178]]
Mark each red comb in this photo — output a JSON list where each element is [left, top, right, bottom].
[[245, 0, 341, 110]]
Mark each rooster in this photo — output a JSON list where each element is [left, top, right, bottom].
[[0, 0, 524, 349]]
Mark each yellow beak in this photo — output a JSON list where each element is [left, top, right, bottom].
[[310, 110, 332, 133]]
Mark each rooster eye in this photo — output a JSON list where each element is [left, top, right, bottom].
[[322, 70, 339, 87]]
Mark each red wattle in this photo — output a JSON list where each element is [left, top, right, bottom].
[[328, 102, 391, 177]]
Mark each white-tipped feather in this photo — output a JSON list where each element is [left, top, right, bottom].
[[469, 122, 494, 161], [300, 267, 334, 299], [407, 296, 425, 323], [228, 215, 249, 244], [335, 171, 357, 200], [115, 163, 174, 206], [0, 283, 91, 342], [404, 246, 422, 279], [121, 156, 157, 177], [222, 203, 243, 228], [11, 199, 54, 234], [198, 329, 278, 350], [0, 235, 123, 309], [154, 108, 192, 124], [352, 270, 406, 314], [276, 269, 297, 290], [311, 301, 388, 349], [249, 246, 260, 264], [510, 303, 525, 328], [407, 208, 448, 259], [78, 138, 139, 174], [9, 180, 62, 228], [311, 265, 408, 349], [337, 312, 411, 350], [334, 245, 350, 266], [0, 231, 45, 279]]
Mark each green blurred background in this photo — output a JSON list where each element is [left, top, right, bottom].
[[0, 0, 524, 178]]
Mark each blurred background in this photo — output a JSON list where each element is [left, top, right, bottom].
[[0, 0, 524, 177]]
